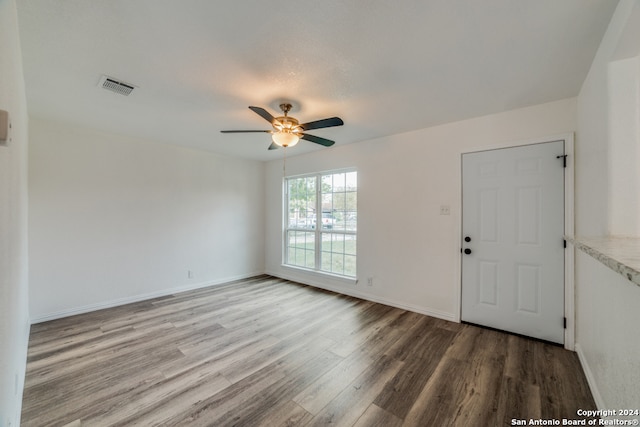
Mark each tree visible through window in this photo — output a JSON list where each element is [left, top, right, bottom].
[[285, 170, 357, 277]]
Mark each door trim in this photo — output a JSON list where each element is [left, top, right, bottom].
[[455, 133, 575, 350]]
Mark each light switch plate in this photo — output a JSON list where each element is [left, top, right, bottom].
[[0, 110, 8, 145]]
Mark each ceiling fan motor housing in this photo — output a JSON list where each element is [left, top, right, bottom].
[[274, 116, 300, 132]]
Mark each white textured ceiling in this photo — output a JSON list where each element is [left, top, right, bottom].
[[17, 0, 618, 161]]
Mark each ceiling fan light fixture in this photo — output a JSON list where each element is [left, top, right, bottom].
[[272, 130, 299, 147], [221, 103, 342, 150]]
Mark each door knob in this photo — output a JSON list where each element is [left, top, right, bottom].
[[464, 248, 472, 255], [464, 236, 471, 242]]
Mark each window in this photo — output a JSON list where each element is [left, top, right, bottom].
[[285, 170, 357, 277]]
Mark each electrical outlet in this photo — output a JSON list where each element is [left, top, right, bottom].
[[440, 205, 451, 215], [187, 270, 194, 279], [367, 277, 374, 286]]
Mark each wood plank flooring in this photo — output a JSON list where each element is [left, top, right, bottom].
[[22, 275, 596, 426]]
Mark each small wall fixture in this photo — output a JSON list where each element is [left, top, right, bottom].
[[0, 110, 9, 145]]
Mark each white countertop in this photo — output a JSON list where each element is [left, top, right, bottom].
[[566, 236, 640, 287]]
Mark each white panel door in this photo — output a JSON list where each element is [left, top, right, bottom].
[[461, 141, 565, 344]]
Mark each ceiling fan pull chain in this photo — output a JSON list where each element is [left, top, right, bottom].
[[283, 146, 287, 178]]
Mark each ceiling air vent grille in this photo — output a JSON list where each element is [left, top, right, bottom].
[[98, 75, 136, 96]]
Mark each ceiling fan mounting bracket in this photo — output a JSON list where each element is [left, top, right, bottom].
[[279, 103, 293, 115]]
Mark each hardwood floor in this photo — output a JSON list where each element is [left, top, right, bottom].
[[22, 275, 596, 426]]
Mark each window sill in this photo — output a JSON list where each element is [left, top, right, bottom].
[[280, 264, 357, 287]]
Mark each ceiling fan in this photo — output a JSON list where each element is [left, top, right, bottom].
[[221, 103, 344, 150]]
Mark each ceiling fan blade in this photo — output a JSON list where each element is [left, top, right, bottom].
[[267, 142, 280, 150], [220, 130, 272, 133], [301, 133, 335, 147], [298, 117, 344, 131], [248, 106, 281, 126]]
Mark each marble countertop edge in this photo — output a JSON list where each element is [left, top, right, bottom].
[[565, 236, 640, 288]]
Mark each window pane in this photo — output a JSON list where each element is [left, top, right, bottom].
[[288, 177, 316, 230], [331, 253, 344, 275], [333, 233, 345, 253], [287, 246, 294, 263], [321, 174, 331, 190], [344, 255, 357, 276], [345, 171, 357, 191], [345, 234, 356, 255], [288, 208, 298, 228], [338, 210, 349, 231], [321, 233, 332, 252], [319, 232, 356, 276], [287, 231, 315, 268], [334, 192, 346, 211], [304, 249, 315, 268], [332, 173, 346, 190], [322, 192, 333, 209], [321, 250, 332, 271], [345, 191, 357, 211]]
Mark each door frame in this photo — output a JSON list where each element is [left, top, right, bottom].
[[455, 133, 575, 350]]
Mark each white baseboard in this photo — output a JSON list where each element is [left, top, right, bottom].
[[266, 269, 457, 323], [575, 342, 605, 410], [31, 270, 457, 325], [30, 271, 264, 324]]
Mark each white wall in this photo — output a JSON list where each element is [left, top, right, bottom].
[[607, 55, 640, 236], [265, 98, 576, 321], [577, 0, 640, 237], [0, 0, 30, 425], [575, 0, 640, 410], [29, 118, 265, 321], [575, 251, 640, 410]]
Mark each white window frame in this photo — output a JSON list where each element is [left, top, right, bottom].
[[283, 169, 357, 278]]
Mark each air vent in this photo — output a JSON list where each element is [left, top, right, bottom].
[[98, 75, 136, 96]]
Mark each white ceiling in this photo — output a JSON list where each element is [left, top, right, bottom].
[[17, 0, 618, 161]]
